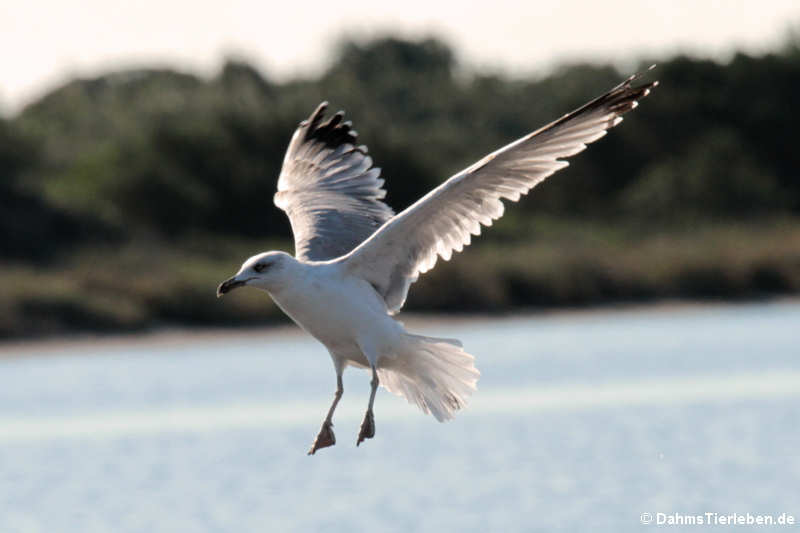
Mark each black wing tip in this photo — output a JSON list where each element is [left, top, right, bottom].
[[622, 65, 658, 94], [302, 101, 358, 148], [539, 67, 657, 135], [601, 67, 658, 117]]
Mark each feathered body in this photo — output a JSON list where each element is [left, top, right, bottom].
[[253, 254, 479, 422]]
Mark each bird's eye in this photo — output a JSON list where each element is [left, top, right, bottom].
[[254, 262, 267, 273]]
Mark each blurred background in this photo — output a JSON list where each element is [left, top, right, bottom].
[[2, 0, 800, 336], [1, 1, 799, 532]]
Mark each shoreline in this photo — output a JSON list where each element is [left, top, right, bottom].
[[3, 296, 797, 358]]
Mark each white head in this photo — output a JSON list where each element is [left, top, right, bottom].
[[216, 251, 297, 297]]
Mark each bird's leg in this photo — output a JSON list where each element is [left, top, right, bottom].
[[357, 366, 378, 446], [308, 374, 343, 455]]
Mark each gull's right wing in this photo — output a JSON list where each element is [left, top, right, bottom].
[[342, 70, 658, 313]]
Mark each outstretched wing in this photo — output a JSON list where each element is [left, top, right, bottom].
[[274, 102, 394, 261], [342, 70, 658, 313]]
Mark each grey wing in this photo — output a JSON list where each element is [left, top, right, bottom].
[[274, 102, 394, 261], [342, 70, 658, 313]]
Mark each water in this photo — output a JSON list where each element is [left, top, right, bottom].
[[0, 301, 798, 532]]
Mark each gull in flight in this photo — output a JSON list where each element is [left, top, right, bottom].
[[217, 70, 657, 454]]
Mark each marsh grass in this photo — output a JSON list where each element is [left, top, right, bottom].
[[2, 219, 799, 339], [408, 218, 800, 310]]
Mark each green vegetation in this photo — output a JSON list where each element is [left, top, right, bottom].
[[2, 36, 800, 338]]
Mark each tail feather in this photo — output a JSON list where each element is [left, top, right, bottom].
[[378, 333, 480, 422]]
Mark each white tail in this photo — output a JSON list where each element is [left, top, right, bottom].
[[378, 333, 480, 422]]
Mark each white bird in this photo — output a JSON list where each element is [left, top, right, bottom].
[[217, 70, 657, 454]]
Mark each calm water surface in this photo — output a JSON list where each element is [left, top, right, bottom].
[[0, 301, 798, 532]]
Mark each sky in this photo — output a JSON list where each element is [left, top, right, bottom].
[[3, 0, 800, 115]]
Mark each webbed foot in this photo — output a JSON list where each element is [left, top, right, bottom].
[[308, 420, 336, 455], [356, 409, 375, 446]]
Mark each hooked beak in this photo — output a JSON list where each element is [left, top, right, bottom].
[[217, 276, 247, 298]]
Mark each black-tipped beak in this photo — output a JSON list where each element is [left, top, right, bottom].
[[217, 277, 246, 298]]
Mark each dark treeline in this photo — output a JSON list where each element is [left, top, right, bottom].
[[2, 35, 800, 338], [5, 36, 800, 259]]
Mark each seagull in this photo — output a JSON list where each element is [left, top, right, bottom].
[[217, 70, 657, 454]]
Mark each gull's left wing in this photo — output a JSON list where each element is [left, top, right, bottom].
[[342, 70, 658, 313], [274, 103, 394, 261]]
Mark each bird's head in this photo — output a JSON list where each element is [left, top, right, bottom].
[[216, 251, 296, 297]]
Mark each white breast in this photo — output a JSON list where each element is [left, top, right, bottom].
[[268, 263, 402, 366]]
